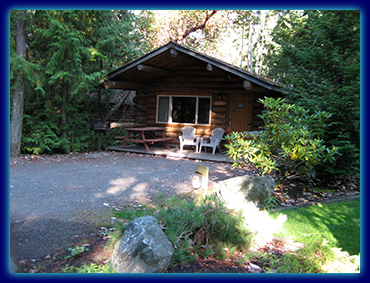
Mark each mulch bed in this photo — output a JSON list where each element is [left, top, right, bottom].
[[20, 234, 294, 273]]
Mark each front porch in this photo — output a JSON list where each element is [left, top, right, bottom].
[[106, 144, 232, 163]]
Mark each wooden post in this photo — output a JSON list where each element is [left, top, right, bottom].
[[193, 165, 209, 206]]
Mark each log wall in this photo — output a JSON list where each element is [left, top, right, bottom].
[[131, 65, 282, 146]]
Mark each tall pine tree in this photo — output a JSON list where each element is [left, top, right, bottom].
[[10, 10, 150, 154], [10, 10, 28, 157], [270, 10, 360, 180]]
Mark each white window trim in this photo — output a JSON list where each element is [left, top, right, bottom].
[[156, 95, 212, 126]]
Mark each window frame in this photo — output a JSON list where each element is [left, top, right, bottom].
[[156, 94, 212, 126]]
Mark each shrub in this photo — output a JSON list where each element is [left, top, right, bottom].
[[226, 97, 339, 186], [111, 194, 253, 268], [22, 114, 70, 154], [154, 194, 253, 266]]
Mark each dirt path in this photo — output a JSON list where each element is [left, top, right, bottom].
[[10, 151, 248, 265]]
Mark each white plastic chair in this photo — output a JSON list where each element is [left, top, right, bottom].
[[198, 128, 225, 155], [179, 126, 199, 152]]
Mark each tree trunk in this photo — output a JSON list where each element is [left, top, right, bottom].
[[61, 86, 70, 154], [248, 21, 254, 72], [10, 10, 26, 157]]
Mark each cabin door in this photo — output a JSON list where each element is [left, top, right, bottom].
[[227, 95, 253, 133]]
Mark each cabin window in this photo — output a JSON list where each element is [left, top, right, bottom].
[[157, 95, 211, 125]]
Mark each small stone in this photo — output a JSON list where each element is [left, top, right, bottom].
[[249, 263, 261, 270]]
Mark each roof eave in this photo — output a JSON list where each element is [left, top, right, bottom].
[[107, 41, 284, 93], [108, 42, 174, 80], [170, 44, 283, 92]]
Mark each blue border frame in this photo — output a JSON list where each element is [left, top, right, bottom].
[[4, 3, 368, 281]]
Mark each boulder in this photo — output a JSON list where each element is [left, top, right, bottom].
[[110, 216, 173, 273], [213, 175, 282, 247], [213, 175, 275, 206]]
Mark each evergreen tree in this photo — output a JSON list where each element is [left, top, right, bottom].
[[10, 10, 26, 157], [10, 10, 151, 154], [270, 10, 360, 180]]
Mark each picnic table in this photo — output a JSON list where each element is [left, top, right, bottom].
[[115, 127, 174, 152]]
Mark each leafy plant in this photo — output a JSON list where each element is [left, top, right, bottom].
[[63, 263, 114, 273], [261, 196, 280, 210], [226, 97, 339, 185], [65, 246, 89, 260], [99, 227, 111, 238]]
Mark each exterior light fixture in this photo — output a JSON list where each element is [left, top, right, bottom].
[[192, 173, 202, 189], [192, 165, 209, 206]]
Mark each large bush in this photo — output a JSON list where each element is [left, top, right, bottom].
[[226, 97, 338, 186]]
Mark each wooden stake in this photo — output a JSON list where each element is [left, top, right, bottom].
[[194, 165, 209, 206]]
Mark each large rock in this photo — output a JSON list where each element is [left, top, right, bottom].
[[213, 175, 275, 206], [110, 216, 173, 273], [213, 175, 282, 247]]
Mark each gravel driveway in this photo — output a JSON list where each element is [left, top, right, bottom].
[[10, 151, 245, 263]]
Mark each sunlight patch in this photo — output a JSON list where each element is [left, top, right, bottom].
[[107, 177, 137, 195]]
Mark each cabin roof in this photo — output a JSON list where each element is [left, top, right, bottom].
[[105, 41, 283, 93]]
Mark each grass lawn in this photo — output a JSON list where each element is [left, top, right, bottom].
[[269, 199, 360, 256]]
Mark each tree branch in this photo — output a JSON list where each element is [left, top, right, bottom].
[[181, 10, 218, 40]]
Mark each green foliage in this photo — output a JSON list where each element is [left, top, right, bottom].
[[21, 98, 96, 154], [111, 194, 253, 268], [266, 235, 359, 273], [270, 199, 360, 256], [114, 206, 156, 224], [154, 194, 252, 267], [63, 263, 114, 273], [65, 246, 89, 260], [107, 205, 156, 249], [261, 196, 280, 210], [226, 97, 338, 185], [270, 10, 360, 179], [22, 114, 70, 154], [267, 237, 328, 273], [10, 10, 151, 155]]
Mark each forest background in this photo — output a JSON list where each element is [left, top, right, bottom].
[[9, 10, 360, 181]]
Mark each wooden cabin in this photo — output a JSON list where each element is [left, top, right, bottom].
[[102, 41, 284, 145]]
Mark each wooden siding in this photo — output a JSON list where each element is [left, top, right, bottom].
[[131, 63, 282, 146]]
